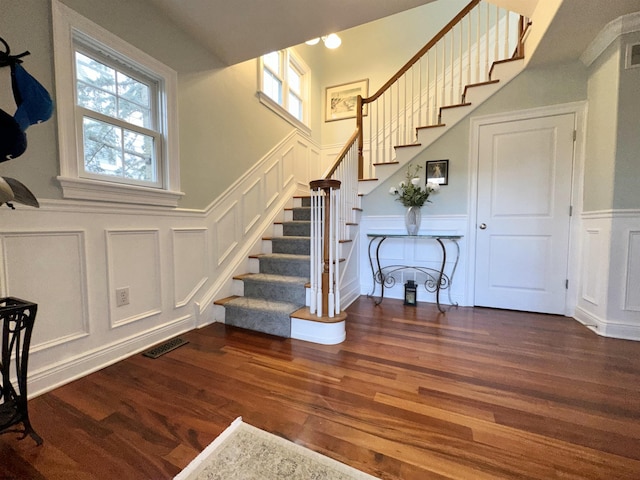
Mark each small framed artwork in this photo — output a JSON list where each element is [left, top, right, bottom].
[[325, 79, 368, 122], [426, 160, 449, 185]]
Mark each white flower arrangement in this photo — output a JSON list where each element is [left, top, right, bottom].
[[389, 164, 440, 207]]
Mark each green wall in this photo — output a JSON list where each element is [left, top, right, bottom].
[[614, 31, 640, 210], [584, 39, 620, 212], [1, 0, 59, 201], [1, 0, 323, 209], [583, 29, 640, 212]]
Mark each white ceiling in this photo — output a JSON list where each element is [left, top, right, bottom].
[[530, 0, 640, 66], [144, 0, 640, 66], [145, 0, 438, 65]]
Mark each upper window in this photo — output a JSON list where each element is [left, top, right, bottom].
[[258, 49, 310, 135], [52, 0, 182, 206]]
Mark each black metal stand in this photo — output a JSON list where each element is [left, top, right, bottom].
[[0, 297, 42, 445]]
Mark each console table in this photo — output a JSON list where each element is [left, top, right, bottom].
[[367, 233, 462, 313]]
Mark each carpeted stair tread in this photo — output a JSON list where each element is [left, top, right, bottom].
[[292, 207, 311, 221], [239, 273, 308, 284], [270, 236, 311, 255], [239, 273, 308, 303], [281, 221, 311, 237], [224, 296, 300, 312], [223, 297, 299, 337], [256, 253, 310, 277]]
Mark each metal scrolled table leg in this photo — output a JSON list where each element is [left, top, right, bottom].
[[367, 235, 387, 304], [435, 238, 446, 313], [447, 239, 460, 308]]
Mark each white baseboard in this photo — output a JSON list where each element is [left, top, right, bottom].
[[28, 314, 194, 398], [574, 306, 640, 341]]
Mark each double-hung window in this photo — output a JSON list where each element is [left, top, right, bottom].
[[258, 49, 310, 135], [52, 0, 182, 206], [75, 46, 160, 186]]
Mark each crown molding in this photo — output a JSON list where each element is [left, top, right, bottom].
[[581, 11, 640, 66]]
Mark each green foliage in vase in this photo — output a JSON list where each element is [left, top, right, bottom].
[[389, 164, 440, 207]]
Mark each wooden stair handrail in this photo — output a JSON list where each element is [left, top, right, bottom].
[[323, 127, 360, 179], [363, 0, 481, 105]]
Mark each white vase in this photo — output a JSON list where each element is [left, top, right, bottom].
[[405, 206, 421, 235]]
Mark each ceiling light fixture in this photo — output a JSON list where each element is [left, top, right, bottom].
[[305, 33, 342, 49]]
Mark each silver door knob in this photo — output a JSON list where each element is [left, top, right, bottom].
[[479, 223, 487, 230]]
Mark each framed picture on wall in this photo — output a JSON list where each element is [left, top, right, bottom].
[[325, 79, 368, 122], [426, 160, 449, 185]]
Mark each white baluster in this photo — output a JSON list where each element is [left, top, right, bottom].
[[334, 187, 341, 315], [310, 189, 317, 314], [328, 186, 335, 318], [494, 5, 499, 65], [316, 192, 323, 317]]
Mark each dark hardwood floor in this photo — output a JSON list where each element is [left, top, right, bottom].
[[3, 297, 640, 479]]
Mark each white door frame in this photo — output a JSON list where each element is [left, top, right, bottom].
[[465, 101, 588, 316]]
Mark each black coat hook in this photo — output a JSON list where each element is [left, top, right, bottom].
[[0, 36, 30, 69]]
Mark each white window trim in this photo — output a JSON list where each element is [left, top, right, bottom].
[[257, 91, 311, 136], [257, 48, 311, 137], [52, 0, 183, 207]]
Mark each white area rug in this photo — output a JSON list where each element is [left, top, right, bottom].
[[174, 417, 379, 480]]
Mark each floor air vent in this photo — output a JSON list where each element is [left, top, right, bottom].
[[143, 337, 189, 359]]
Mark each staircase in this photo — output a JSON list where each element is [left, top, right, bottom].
[[358, 55, 525, 194], [213, 0, 530, 343], [214, 197, 312, 338]]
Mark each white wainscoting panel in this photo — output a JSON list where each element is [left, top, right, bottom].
[[575, 210, 640, 340], [106, 229, 162, 328], [308, 146, 322, 184], [214, 202, 240, 267], [294, 141, 309, 187], [339, 231, 362, 311], [1, 231, 90, 350], [172, 228, 209, 308], [282, 145, 295, 188], [626, 231, 640, 312], [581, 228, 605, 306], [264, 158, 281, 209], [242, 178, 263, 235], [296, 140, 323, 190]]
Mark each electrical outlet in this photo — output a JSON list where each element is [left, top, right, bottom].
[[115, 287, 130, 307]]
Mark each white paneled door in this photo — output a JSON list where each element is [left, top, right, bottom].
[[474, 113, 575, 314]]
